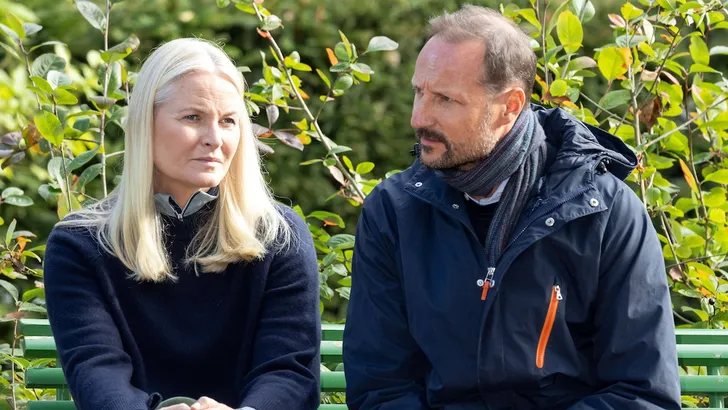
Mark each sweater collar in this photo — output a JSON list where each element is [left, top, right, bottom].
[[154, 187, 219, 219]]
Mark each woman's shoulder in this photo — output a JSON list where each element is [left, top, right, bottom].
[[46, 215, 105, 261]]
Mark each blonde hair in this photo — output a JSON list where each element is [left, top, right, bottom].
[[59, 38, 291, 282]]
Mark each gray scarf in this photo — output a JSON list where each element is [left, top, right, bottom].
[[434, 108, 547, 268]]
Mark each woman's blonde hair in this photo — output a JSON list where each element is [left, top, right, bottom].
[[59, 37, 291, 282]]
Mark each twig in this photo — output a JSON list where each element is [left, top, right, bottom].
[[644, 96, 728, 148], [60, 141, 73, 212], [579, 91, 630, 126], [660, 211, 684, 278], [627, 17, 648, 205], [666, 252, 728, 269], [65, 137, 100, 144], [674, 310, 695, 325], [18, 40, 41, 110], [98, 0, 112, 198], [537, 0, 550, 88], [252, 4, 366, 201]]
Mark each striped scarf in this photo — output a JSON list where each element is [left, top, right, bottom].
[[435, 108, 547, 267]]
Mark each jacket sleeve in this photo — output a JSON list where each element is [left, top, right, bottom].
[[43, 226, 154, 410], [237, 208, 321, 410], [343, 192, 431, 410], [566, 184, 681, 410]]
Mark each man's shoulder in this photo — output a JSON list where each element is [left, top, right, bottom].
[[363, 161, 421, 210]]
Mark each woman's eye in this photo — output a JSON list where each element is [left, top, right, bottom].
[[221, 118, 236, 125]]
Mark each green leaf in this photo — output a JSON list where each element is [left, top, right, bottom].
[[597, 47, 628, 82], [0, 42, 20, 60], [567, 56, 597, 72], [569, 0, 595, 22], [4, 196, 33, 207], [689, 64, 719, 74], [333, 75, 353, 92], [549, 79, 568, 97], [76, 0, 107, 32], [22, 23, 42, 36], [616, 35, 647, 48], [5, 219, 16, 248], [517, 9, 541, 29], [557, 10, 583, 54], [705, 170, 728, 184], [351, 63, 374, 75], [690, 36, 710, 65], [307, 211, 345, 228], [1, 187, 23, 199], [19, 302, 46, 314], [0, 280, 18, 304], [68, 147, 100, 172], [710, 208, 726, 223], [601, 89, 631, 110], [365, 36, 399, 53], [4, 13, 24, 39], [47, 70, 71, 90], [261, 15, 282, 31], [327, 234, 355, 250], [0, 23, 19, 42], [77, 163, 104, 189], [101, 34, 140, 63], [330, 62, 350, 73], [316, 69, 331, 88], [356, 162, 375, 175], [28, 40, 65, 53], [30, 53, 66, 79], [216, 0, 230, 6], [34, 111, 64, 146], [334, 42, 349, 63], [54, 88, 78, 105], [710, 46, 728, 56], [328, 146, 352, 155], [621, 2, 644, 21], [338, 276, 352, 287], [21, 288, 44, 303], [299, 159, 323, 166], [90, 96, 117, 110], [705, 188, 726, 207]]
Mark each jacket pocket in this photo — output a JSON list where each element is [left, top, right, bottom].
[[536, 280, 563, 369]]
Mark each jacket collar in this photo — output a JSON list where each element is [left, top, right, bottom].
[[154, 187, 219, 219]]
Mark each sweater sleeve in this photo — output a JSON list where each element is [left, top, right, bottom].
[[43, 226, 153, 410], [237, 208, 321, 410]]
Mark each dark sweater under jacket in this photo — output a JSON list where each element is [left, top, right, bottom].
[[43, 198, 321, 410]]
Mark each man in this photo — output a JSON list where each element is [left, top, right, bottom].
[[343, 5, 681, 410]]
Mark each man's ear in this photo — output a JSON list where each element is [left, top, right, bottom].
[[503, 87, 526, 121]]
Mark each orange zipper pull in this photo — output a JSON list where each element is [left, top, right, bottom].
[[480, 267, 496, 301]]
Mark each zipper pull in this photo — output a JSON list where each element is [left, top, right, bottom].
[[555, 285, 563, 300], [480, 267, 496, 301]]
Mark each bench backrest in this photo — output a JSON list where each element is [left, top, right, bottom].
[[15, 320, 728, 409]]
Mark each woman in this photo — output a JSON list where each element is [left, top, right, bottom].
[[43, 38, 321, 410]]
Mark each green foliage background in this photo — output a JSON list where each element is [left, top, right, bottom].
[[2, 0, 728, 407]]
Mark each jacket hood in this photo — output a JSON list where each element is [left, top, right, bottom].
[[532, 104, 637, 181]]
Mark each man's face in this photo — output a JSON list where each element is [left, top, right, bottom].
[[411, 36, 499, 170]]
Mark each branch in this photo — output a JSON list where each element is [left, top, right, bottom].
[[643, 96, 728, 149], [253, 4, 366, 201], [98, 0, 112, 198], [666, 252, 728, 270], [537, 0, 550, 88], [660, 211, 685, 279], [18, 40, 41, 110], [579, 91, 630, 126]]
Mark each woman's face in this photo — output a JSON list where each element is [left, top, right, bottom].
[[152, 71, 241, 206]]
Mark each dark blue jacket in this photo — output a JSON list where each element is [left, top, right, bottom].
[[343, 106, 681, 410]]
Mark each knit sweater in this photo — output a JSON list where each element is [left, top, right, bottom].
[[43, 199, 321, 410]]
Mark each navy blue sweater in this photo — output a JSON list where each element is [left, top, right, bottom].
[[43, 203, 321, 410]]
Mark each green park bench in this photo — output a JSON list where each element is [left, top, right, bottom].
[[14, 319, 728, 409]]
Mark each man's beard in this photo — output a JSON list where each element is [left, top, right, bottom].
[[415, 115, 498, 170]]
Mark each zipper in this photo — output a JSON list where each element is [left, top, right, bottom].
[[536, 279, 563, 369], [478, 187, 591, 301]]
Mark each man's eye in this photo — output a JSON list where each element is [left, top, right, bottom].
[[439, 95, 453, 103], [184, 114, 200, 121]]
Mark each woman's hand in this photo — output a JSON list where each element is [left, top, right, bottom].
[[190, 396, 234, 410], [158, 405, 191, 410]]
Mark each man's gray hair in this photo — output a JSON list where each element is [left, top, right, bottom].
[[428, 4, 537, 96]]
